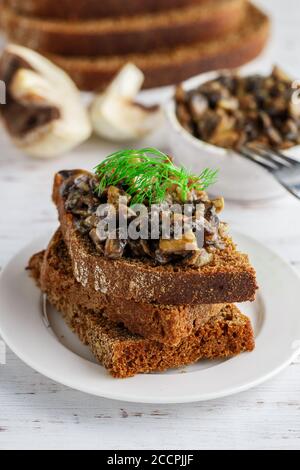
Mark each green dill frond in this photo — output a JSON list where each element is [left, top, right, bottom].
[[94, 148, 218, 205]]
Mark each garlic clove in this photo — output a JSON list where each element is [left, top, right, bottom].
[[0, 44, 92, 158], [90, 63, 162, 142]]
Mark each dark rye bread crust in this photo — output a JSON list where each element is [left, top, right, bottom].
[[53, 171, 258, 306], [46, 4, 270, 91], [39, 230, 225, 345], [2, 1, 246, 57], [28, 249, 255, 378], [5, 0, 216, 20]]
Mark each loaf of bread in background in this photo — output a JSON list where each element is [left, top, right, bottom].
[[1, 0, 246, 56], [48, 4, 270, 90], [5, 0, 216, 19]]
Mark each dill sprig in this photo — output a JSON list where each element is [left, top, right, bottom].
[[94, 148, 218, 205]]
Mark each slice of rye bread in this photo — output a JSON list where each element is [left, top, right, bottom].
[[38, 229, 226, 345], [43, 4, 269, 91], [1, 0, 246, 57], [5, 0, 221, 20], [28, 248, 255, 378], [53, 171, 258, 306]]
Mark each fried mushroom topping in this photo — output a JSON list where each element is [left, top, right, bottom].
[[62, 172, 226, 267]]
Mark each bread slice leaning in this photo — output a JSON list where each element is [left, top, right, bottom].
[[6, 0, 213, 20], [53, 171, 258, 306], [40, 229, 225, 345], [28, 244, 255, 378], [2, 0, 246, 57], [45, 3, 269, 90]]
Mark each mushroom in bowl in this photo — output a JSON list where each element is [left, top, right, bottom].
[[165, 68, 300, 202]]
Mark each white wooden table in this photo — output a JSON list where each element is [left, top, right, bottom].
[[1, 0, 300, 450]]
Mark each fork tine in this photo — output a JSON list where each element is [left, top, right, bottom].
[[280, 183, 300, 200], [270, 148, 300, 166], [254, 145, 299, 167], [239, 147, 279, 171], [239, 146, 300, 200], [253, 147, 289, 168]]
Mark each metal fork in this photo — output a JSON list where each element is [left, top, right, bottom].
[[239, 146, 300, 200]]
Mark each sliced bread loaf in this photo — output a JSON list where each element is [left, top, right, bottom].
[[38, 229, 225, 345], [5, 0, 216, 20], [44, 4, 270, 90], [28, 245, 255, 378], [53, 171, 258, 306], [2, 0, 246, 57]]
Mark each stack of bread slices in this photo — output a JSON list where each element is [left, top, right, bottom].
[[2, 0, 270, 90], [28, 169, 258, 378]]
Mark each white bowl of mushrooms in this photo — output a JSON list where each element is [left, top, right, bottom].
[[165, 68, 300, 202]]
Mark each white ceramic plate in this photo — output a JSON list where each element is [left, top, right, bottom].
[[0, 230, 300, 404]]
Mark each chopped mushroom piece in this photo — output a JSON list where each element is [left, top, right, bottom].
[[211, 197, 225, 213], [183, 248, 213, 267], [128, 239, 152, 258], [105, 234, 127, 259], [159, 231, 198, 254], [107, 186, 131, 206], [89, 228, 104, 253], [218, 222, 229, 238], [190, 94, 208, 119]]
